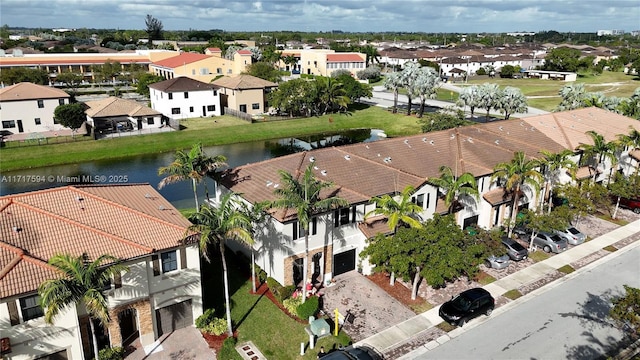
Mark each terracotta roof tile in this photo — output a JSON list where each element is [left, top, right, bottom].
[[152, 52, 210, 69], [572, 166, 600, 180], [358, 216, 393, 239], [483, 188, 514, 206], [629, 149, 640, 161], [0, 82, 70, 102], [148, 76, 219, 92], [212, 74, 277, 90], [85, 96, 161, 118], [326, 53, 365, 62]]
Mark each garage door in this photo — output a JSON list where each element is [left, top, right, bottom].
[[36, 350, 68, 360], [155, 299, 193, 336], [333, 249, 356, 276]]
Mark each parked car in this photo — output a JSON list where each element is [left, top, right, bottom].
[[439, 288, 495, 327], [619, 197, 640, 214], [554, 227, 586, 245], [532, 231, 568, 253], [502, 237, 528, 261], [320, 345, 383, 360], [485, 254, 511, 270]]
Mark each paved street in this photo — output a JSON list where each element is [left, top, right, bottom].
[[410, 245, 640, 359]]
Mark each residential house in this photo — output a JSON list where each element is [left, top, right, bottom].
[[149, 51, 252, 83], [0, 184, 202, 360], [214, 108, 640, 288], [148, 77, 222, 120], [0, 82, 70, 136], [84, 97, 163, 136], [212, 75, 278, 116], [279, 49, 366, 77]]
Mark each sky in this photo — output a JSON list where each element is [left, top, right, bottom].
[[1, 0, 639, 34]]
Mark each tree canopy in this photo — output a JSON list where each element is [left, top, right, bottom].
[[54, 102, 86, 136], [145, 14, 163, 46]]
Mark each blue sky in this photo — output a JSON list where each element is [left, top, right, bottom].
[[2, 0, 639, 33]]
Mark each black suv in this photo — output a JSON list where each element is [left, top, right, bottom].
[[439, 288, 495, 327]]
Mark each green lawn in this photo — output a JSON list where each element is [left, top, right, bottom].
[[201, 251, 351, 360], [0, 104, 422, 172]]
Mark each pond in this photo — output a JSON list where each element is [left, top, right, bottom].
[[0, 129, 386, 209]]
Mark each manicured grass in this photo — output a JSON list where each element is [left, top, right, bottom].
[[0, 104, 423, 172], [596, 213, 630, 226], [603, 245, 619, 252], [502, 289, 523, 300], [528, 250, 551, 262], [410, 301, 434, 314], [475, 271, 497, 285], [436, 321, 457, 332], [557, 264, 575, 274], [201, 250, 351, 360]]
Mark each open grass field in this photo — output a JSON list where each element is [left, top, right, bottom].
[[466, 71, 640, 111], [0, 104, 422, 172]]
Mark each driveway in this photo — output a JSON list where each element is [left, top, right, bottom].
[[124, 326, 215, 360], [320, 270, 416, 343]]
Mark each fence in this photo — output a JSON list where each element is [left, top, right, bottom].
[[224, 107, 253, 122]]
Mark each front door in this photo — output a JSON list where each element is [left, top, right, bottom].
[[17, 120, 23, 133], [202, 105, 206, 117], [333, 249, 356, 276], [137, 119, 142, 130], [118, 308, 138, 346]]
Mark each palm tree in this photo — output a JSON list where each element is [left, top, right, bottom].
[[400, 62, 421, 116], [364, 185, 423, 285], [618, 126, 640, 175], [283, 54, 297, 73], [491, 151, 543, 237], [316, 76, 349, 114], [556, 83, 586, 111], [578, 130, 618, 182], [538, 149, 576, 213], [239, 200, 272, 294], [383, 72, 402, 114], [269, 163, 348, 301], [414, 67, 441, 118], [456, 85, 480, 118], [477, 83, 500, 121], [427, 165, 479, 214], [158, 143, 227, 209], [497, 86, 528, 120], [187, 193, 253, 336], [39, 253, 128, 360]]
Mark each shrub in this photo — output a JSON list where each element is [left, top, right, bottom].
[[267, 277, 285, 302], [218, 336, 241, 360], [476, 67, 487, 76], [296, 295, 319, 320], [283, 296, 303, 314], [195, 308, 217, 329], [277, 285, 297, 303], [254, 264, 268, 283], [202, 317, 228, 336], [331, 69, 352, 78], [98, 347, 124, 360]]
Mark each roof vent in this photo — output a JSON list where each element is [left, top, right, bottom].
[[159, 205, 165, 210], [12, 226, 21, 233], [344, 155, 351, 160], [273, 183, 279, 188], [309, 156, 315, 162], [365, 145, 370, 149], [429, 140, 434, 145], [314, 166, 319, 170], [495, 140, 500, 145], [498, 126, 503, 131], [266, 180, 273, 187], [404, 139, 409, 144], [145, 193, 151, 198], [467, 137, 474, 143], [422, 137, 427, 142], [321, 170, 327, 176], [450, 134, 455, 140], [76, 196, 84, 202], [520, 122, 524, 126]]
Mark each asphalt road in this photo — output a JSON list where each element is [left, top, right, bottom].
[[412, 245, 640, 360]]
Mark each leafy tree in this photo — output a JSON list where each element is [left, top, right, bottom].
[[356, 65, 381, 82], [145, 14, 163, 46], [243, 61, 281, 83], [477, 83, 500, 120], [418, 109, 472, 132], [578, 130, 618, 182], [608, 173, 640, 219], [609, 285, 640, 338], [518, 207, 571, 251], [457, 85, 480, 118], [364, 185, 423, 286], [0, 67, 49, 85], [136, 73, 164, 97], [39, 253, 128, 360], [56, 71, 84, 98], [54, 103, 86, 137], [158, 144, 227, 209], [268, 163, 348, 300], [383, 72, 403, 114], [428, 165, 478, 214], [187, 193, 253, 336], [499, 65, 517, 78], [315, 76, 349, 115], [92, 61, 122, 85], [335, 73, 372, 102], [543, 47, 582, 72], [492, 151, 543, 236], [245, 46, 263, 62], [267, 78, 316, 117], [330, 69, 352, 78], [496, 86, 527, 120]]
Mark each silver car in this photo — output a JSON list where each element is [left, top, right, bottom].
[[532, 232, 568, 253], [485, 254, 511, 270], [554, 227, 586, 245]]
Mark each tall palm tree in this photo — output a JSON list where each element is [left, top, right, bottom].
[[556, 83, 586, 111], [491, 151, 543, 237], [316, 76, 349, 114], [477, 83, 500, 120], [187, 193, 253, 336], [538, 149, 576, 213], [497, 86, 528, 120], [364, 185, 423, 285], [456, 85, 480, 118], [618, 126, 640, 175], [239, 200, 272, 294], [158, 143, 227, 209], [578, 130, 618, 182], [427, 165, 479, 214], [383, 72, 402, 114], [400, 62, 421, 116], [269, 163, 348, 301], [39, 253, 128, 360]]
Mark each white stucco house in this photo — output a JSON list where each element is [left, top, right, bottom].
[[0, 82, 70, 136], [0, 184, 203, 360], [148, 76, 222, 120], [212, 108, 640, 288]]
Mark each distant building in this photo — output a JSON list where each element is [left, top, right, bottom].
[[597, 29, 625, 36], [278, 49, 366, 77], [149, 50, 252, 83], [148, 76, 222, 119]]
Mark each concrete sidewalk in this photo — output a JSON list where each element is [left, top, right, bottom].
[[356, 219, 640, 357]]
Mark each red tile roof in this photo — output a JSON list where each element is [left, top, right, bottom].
[[0, 184, 193, 298], [237, 50, 252, 55], [0, 82, 70, 101], [326, 53, 365, 62], [152, 52, 211, 69]]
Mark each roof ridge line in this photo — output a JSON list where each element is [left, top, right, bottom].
[[0, 254, 23, 281], [550, 113, 575, 150]]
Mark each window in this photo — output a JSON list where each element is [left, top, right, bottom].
[[217, 68, 222, 74], [213, 90, 218, 96], [147, 117, 154, 125], [293, 217, 317, 240], [189, 106, 194, 113], [168, 93, 173, 100], [334, 207, 354, 226], [184, 92, 189, 99], [20, 295, 44, 321], [426, 193, 431, 209], [412, 194, 424, 208], [58, 99, 65, 105], [171, 108, 181, 115], [34, 118, 41, 125], [192, 69, 196, 75], [161, 251, 178, 273], [207, 105, 215, 112], [239, 104, 247, 113], [252, 103, 260, 110], [37, 99, 44, 108], [2, 120, 16, 129]]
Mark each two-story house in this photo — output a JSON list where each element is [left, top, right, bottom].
[[280, 50, 366, 77], [0, 184, 203, 360], [0, 82, 70, 137], [148, 77, 222, 120], [149, 51, 252, 84], [213, 108, 640, 288], [212, 75, 278, 116]]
